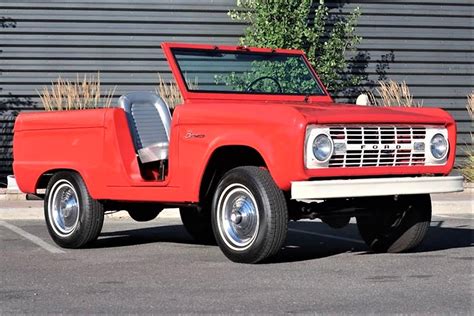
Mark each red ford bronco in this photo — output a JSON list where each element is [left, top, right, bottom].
[[13, 43, 463, 263]]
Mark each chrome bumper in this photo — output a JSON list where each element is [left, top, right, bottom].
[[291, 176, 464, 200]]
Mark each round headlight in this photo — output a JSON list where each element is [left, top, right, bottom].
[[430, 133, 448, 159], [312, 134, 333, 162]]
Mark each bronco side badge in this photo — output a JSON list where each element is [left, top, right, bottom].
[[184, 131, 205, 139]]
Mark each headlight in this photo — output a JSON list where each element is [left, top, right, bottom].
[[312, 134, 334, 162], [430, 133, 448, 160], [305, 126, 334, 168]]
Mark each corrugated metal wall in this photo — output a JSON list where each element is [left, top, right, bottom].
[[1, 0, 472, 185]]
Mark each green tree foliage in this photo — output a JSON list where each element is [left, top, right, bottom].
[[215, 56, 323, 95], [229, 0, 362, 94]]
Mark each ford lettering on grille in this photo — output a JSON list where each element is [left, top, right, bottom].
[[329, 126, 426, 167]]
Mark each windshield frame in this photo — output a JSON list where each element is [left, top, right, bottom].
[[161, 42, 333, 103]]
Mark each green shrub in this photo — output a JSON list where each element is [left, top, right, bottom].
[[229, 0, 362, 94], [215, 57, 323, 94]]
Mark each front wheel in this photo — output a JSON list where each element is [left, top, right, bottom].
[[356, 194, 431, 253], [212, 166, 288, 264], [45, 171, 104, 248]]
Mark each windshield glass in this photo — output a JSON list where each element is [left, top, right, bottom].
[[171, 48, 325, 96]]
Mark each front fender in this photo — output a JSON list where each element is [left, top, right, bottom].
[[171, 122, 306, 202]]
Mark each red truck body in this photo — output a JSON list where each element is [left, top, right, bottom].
[[14, 100, 456, 202], [11, 42, 463, 263]]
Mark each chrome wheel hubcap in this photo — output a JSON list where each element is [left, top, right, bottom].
[[217, 184, 259, 251], [49, 180, 80, 237]]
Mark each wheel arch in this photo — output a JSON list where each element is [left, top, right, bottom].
[[198, 145, 267, 203], [36, 168, 84, 193]]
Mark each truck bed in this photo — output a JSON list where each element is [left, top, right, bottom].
[[13, 108, 193, 203]]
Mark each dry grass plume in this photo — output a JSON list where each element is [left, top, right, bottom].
[[156, 74, 198, 110], [38, 73, 116, 111], [462, 92, 473, 182], [368, 80, 422, 107], [156, 74, 183, 110]]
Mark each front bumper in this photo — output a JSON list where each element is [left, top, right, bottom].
[[291, 176, 464, 200]]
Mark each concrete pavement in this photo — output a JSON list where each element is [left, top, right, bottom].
[[1, 216, 473, 314], [0, 200, 181, 221], [1, 188, 472, 314]]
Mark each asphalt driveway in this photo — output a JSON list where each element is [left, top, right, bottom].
[[1, 211, 472, 314]]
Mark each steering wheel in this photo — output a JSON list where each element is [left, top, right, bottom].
[[246, 76, 282, 93]]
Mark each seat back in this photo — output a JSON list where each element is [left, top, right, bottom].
[[119, 92, 171, 163]]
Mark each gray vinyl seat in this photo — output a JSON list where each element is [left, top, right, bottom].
[[119, 92, 171, 164]]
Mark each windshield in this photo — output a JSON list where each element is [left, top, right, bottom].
[[171, 48, 325, 96]]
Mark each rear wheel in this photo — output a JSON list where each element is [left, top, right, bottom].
[[45, 171, 104, 248], [356, 194, 431, 253], [180, 206, 215, 244], [212, 166, 288, 264]]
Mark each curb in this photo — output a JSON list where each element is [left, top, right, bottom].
[[0, 205, 180, 221], [0, 200, 470, 221], [1, 186, 471, 221], [0, 188, 27, 201], [1, 185, 472, 201], [463, 182, 474, 189]]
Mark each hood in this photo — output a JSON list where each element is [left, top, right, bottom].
[[180, 99, 454, 128], [284, 101, 454, 126]]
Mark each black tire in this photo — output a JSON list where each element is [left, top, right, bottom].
[[128, 206, 161, 222], [44, 171, 104, 248], [180, 206, 215, 244], [211, 166, 288, 263], [356, 194, 431, 253]]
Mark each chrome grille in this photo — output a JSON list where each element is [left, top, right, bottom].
[[328, 126, 426, 167]]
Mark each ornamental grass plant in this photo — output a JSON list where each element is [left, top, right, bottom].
[[368, 80, 422, 107], [38, 73, 116, 111], [156, 74, 197, 110], [156, 74, 183, 110], [461, 92, 473, 182]]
